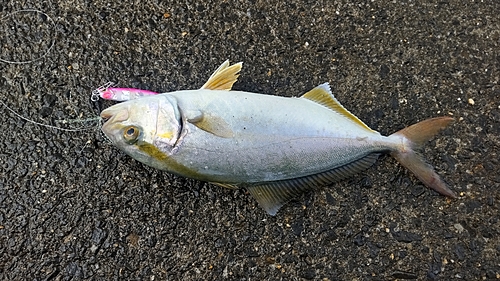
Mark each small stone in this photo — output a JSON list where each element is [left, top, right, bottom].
[[468, 98, 475, 105], [291, 220, 303, 236], [453, 244, 466, 261], [444, 232, 455, 239], [454, 223, 465, 233], [246, 249, 259, 257], [91, 228, 107, 245], [392, 270, 418, 279], [43, 94, 57, 106], [465, 200, 481, 213], [300, 269, 316, 280], [39, 107, 52, 118], [391, 230, 422, 243], [379, 64, 390, 79], [325, 193, 336, 205], [411, 185, 426, 197], [353, 234, 365, 246]]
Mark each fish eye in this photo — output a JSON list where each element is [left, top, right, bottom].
[[123, 126, 140, 144]]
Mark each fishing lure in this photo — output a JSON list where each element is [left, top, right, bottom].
[[91, 82, 159, 102]]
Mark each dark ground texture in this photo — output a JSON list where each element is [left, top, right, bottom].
[[1, 0, 499, 280]]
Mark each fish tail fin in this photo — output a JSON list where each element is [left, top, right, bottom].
[[389, 117, 457, 198]]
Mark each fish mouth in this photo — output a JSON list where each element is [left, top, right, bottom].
[[100, 108, 113, 120], [100, 106, 129, 122], [100, 106, 130, 138]]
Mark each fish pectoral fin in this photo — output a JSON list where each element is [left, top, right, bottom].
[[188, 112, 234, 138], [247, 153, 380, 216], [301, 83, 375, 132], [201, 60, 243, 90]]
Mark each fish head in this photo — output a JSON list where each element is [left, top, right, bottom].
[[100, 95, 183, 168]]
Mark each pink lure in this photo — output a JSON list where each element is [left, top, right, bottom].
[[99, 87, 158, 101]]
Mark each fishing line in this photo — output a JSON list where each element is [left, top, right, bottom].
[[1, 80, 111, 133], [0, 10, 115, 136], [0, 10, 112, 147], [0, 99, 102, 132], [0, 9, 56, 64]]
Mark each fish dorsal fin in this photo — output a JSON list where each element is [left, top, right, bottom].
[[246, 153, 380, 215], [301, 83, 375, 132], [201, 60, 243, 90]]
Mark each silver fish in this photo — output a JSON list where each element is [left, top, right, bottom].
[[101, 61, 456, 215]]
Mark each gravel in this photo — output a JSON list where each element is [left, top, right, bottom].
[[1, 0, 499, 280]]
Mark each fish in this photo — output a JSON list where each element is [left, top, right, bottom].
[[100, 61, 456, 215]]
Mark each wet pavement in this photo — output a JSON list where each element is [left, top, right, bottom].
[[1, 0, 499, 280]]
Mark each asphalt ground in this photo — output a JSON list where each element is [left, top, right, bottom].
[[0, 0, 499, 280]]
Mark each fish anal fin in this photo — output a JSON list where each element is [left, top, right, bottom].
[[301, 83, 376, 132], [247, 153, 380, 215], [247, 183, 298, 216], [211, 182, 239, 189], [201, 60, 243, 90]]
